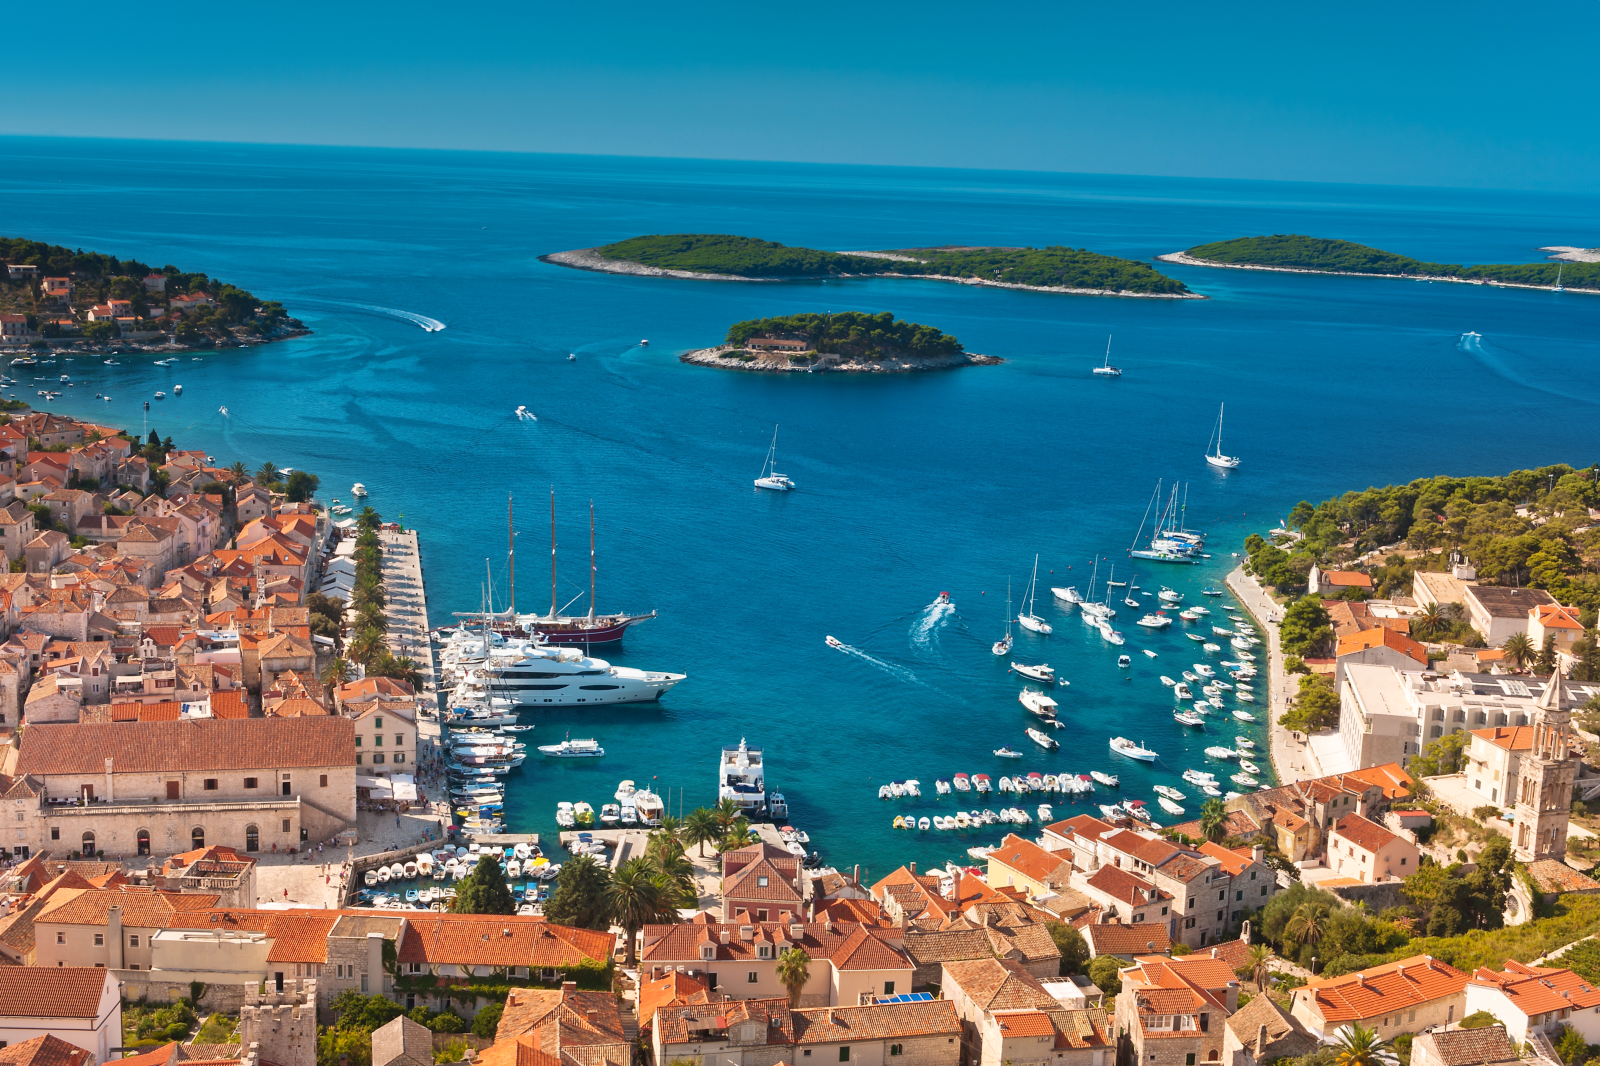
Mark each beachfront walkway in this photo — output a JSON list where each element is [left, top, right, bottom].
[[1225, 566, 1324, 786]]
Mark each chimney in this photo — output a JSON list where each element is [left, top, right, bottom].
[[1211, 948, 1218, 959], [587, 1009, 599, 1024], [104, 757, 114, 804], [1241, 920, 1251, 946], [367, 933, 384, 993], [909, 862, 916, 877], [719, 930, 730, 945], [561, 981, 577, 993], [1257, 1024, 1268, 1054], [1252, 844, 1265, 865], [1356, 974, 1365, 985], [853, 864, 860, 886], [107, 905, 124, 969]]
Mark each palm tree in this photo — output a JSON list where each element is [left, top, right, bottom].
[[1331, 1024, 1398, 1066], [356, 603, 388, 633], [719, 815, 753, 852], [776, 947, 811, 1007], [1199, 798, 1228, 842], [255, 461, 280, 486], [682, 807, 722, 858], [347, 627, 385, 667], [1238, 942, 1274, 991], [226, 461, 249, 484], [357, 507, 383, 532], [1413, 602, 1444, 640], [1285, 901, 1330, 949], [1503, 632, 1535, 672], [713, 798, 741, 829], [319, 657, 354, 703], [387, 656, 422, 689], [656, 849, 699, 908], [606, 856, 673, 966]]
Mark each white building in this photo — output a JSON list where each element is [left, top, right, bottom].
[[1463, 960, 1600, 1045], [0, 967, 122, 1064], [1339, 664, 1422, 771], [1462, 586, 1555, 647]]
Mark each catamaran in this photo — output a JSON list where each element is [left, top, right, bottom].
[[1204, 403, 1240, 469], [754, 425, 795, 490], [1092, 334, 1122, 377], [1017, 556, 1052, 634]]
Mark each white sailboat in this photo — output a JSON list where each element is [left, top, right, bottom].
[[992, 580, 1014, 656], [1017, 556, 1053, 634], [1554, 264, 1566, 293], [1092, 334, 1122, 377], [1204, 404, 1240, 469], [754, 425, 795, 491]]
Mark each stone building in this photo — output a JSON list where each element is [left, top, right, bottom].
[[239, 978, 318, 1066], [1112, 954, 1239, 1066]]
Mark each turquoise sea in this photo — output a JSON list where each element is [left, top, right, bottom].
[[4, 138, 1598, 879]]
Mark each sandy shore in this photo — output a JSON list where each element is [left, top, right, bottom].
[[543, 248, 1205, 298], [1159, 251, 1594, 295], [1542, 246, 1600, 263], [680, 344, 1001, 374], [1224, 566, 1324, 787]]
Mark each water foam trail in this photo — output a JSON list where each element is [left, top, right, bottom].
[[1458, 332, 1596, 406], [353, 303, 446, 332], [828, 637, 926, 687], [909, 600, 955, 655]]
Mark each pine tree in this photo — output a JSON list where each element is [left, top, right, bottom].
[[451, 853, 515, 915]]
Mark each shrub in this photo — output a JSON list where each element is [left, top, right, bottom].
[[471, 1000, 504, 1038]]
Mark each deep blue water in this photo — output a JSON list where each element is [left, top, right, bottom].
[[4, 138, 1598, 879]]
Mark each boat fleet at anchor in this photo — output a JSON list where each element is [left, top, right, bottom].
[[357, 841, 561, 914]]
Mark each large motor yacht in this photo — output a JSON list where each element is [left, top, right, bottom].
[[719, 738, 771, 815], [447, 633, 684, 708]]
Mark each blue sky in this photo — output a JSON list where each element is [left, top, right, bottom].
[[7, 0, 1597, 191]]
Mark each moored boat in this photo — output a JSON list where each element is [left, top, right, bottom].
[[1027, 728, 1059, 750], [1109, 736, 1157, 761]]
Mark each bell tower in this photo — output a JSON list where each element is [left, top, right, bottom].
[[1512, 671, 1576, 863]]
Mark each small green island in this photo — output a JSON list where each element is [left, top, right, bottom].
[[1163, 234, 1599, 291], [543, 233, 1198, 298], [680, 311, 999, 374]]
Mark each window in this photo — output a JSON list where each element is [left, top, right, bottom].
[[282, 819, 292, 833], [244, 778, 258, 789], [1187, 898, 1194, 910], [395, 754, 404, 764], [395, 735, 403, 747], [320, 775, 328, 787], [203, 779, 218, 791], [51, 827, 59, 840], [1186, 1056, 1196, 1065], [757, 876, 769, 887], [840, 1050, 851, 1063], [94, 933, 104, 946], [374, 718, 383, 728], [884, 981, 895, 995], [757, 910, 768, 922], [81, 831, 95, 855], [56, 932, 64, 944], [747, 971, 758, 983], [1184, 917, 1195, 929], [166, 781, 180, 799], [374, 735, 383, 746], [129, 935, 139, 947], [1161, 906, 1168, 915], [191, 826, 205, 849], [373, 754, 385, 764], [246, 825, 259, 852], [1217, 890, 1225, 901], [356, 754, 363, 765], [1250, 872, 1257, 880], [890, 1046, 903, 1057], [355, 736, 362, 746], [1401, 857, 1407, 866]]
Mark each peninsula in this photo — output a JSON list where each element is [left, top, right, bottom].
[[1161, 234, 1599, 292], [680, 310, 1000, 373], [543, 233, 1200, 297], [0, 234, 307, 351]]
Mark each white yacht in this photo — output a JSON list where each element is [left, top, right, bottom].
[[352, 482, 368, 497], [449, 634, 684, 707], [719, 738, 769, 815], [1109, 737, 1158, 761], [1017, 555, 1052, 634], [1204, 403, 1240, 469], [754, 425, 795, 491], [1092, 334, 1122, 377]]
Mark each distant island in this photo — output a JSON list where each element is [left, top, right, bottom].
[[0, 234, 307, 351], [543, 233, 1200, 298], [680, 311, 1001, 374], [1162, 235, 1598, 292]]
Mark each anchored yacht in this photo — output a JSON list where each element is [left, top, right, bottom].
[[449, 635, 684, 707], [719, 738, 771, 815]]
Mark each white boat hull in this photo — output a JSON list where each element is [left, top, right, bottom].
[[1206, 454, 1240, 469]]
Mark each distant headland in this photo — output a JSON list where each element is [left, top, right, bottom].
[[680, 311, 1001, 374], [1161, 234, 1599, 293], [542, 233, 1201, 298], [0, 234, 307, 352]]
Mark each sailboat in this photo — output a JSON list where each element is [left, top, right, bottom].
[[754, 425, 795, 491], [1017, 556, 1053, 634], [1129, 481, 1196, 565], [1554, 264, 1566, 293], [992, 580, 1014, 656], [1092, 334, 1122, 377], [1204, 403, 1240, 469]]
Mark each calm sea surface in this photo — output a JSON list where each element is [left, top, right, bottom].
[[4, 138, 1598, 877]]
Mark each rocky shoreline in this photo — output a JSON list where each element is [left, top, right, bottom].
[[543, 248, 1204, 298], [1158, 251, 1595, 295], [679, 344, 1002, 374]]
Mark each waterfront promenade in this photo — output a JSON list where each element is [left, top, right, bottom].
[[379, 529, 438, 698], [1225, 566, 1324, 786]]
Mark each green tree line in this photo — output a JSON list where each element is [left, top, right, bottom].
[[1186, 234, 1600, 290], [726, 311, 962, 359]]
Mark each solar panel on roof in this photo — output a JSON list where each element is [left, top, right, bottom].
[[878, 993, 934, 1003]]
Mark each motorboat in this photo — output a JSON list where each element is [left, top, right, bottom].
[[1013, 662, 1055, 684], [1019, 689, 1059, 718], [1118, 654, 1131, 668], [936, 778, 952, 794], [1202, 587, 1223, 596], [1205, 403, 1241, 468], [1144, 649, 1158, 658], [555, 803, 576, 828], [1174, 710, 1205, 727], [754, 425, 796, 491], [1051, 585, 1083, 605], [538, 737, 605, 757], [1232, 772, 1259, 787], [1239, 759, 1261, 775], [1213, 626, 1235, 637], [974, 774, 992, 793], [1193, 700, 1212, 713], [1160, 675, 1176, 687], [1201, 783, 1223, 797], [364, 869, 379, 886], [1017, 555, 1053, 634], [993, 746, 1023, 759], [352, 483, 368, 497], [1182, 768, 1217, 786], [1027, 728, 1059, 750], [1204, 746, 1238, 760], [1173, 683, 1193, 700], [918, 817, 931, 830], [1109, 737, 1157, 761], [1158, 588, 1183, 603], [599, 803, 621, 826], [1090, 770, 1119, 787], [1235, 737, 1255, 749], [1157, 796, 1186, 816], [1233, 709, 1257, 722], [572, 801, 595, 826], [1137, 613, 1172, 629], [1193, 663, 1215, 677], [954, 773, 971, 792], [1038, 804, 1054, 822], [1237, 691, 1256, 703], [1098, 624, 1126, 645]]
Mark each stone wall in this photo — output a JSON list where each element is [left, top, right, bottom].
[[116, 971, 253, 1012]]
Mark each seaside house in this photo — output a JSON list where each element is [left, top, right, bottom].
[[1333, 627, 1428, 689], [1307, 566, 1373, 598], [1409, 1027, 1521, 1066], [1288, 955, 1468, 1040], [1219, 994, 1317, 1066], [1528, 603, 1584, 661], [1112, 954, 1239, 1066], [1461, 960, 1600, 1045], [1325, 814, 1419, 884]]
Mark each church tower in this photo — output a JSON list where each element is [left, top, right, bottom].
[[1512, 670, 1576, 863]]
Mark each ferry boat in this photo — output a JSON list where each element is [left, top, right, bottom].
[[718, 738, 771, 815]]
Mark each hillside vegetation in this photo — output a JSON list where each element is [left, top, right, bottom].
[[1185, 234, 1600, 290], [594, 234, 1191, 294], [726, 311, 961, 360]]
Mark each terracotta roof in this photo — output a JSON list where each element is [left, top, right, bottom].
[[1534, 603, 1584, 630], [902, 927, 994, 966], [1082, 923, 1171, 957], [474, 1037, 561, 1066], [1224, 993, 1318, 1059], [637, 970, 717, 1028], [397, 915, 611, 968], [1468, 960, 1600, 1016], [38, 887, 221, 928], [116, 1045, 179, 1066], [990, 833, 1073, 886], [0, 966, 109, 1017], [1201, 938, 1253, 970], [1318, 570, 1373, 588], [1418, 1026, 1521, 1066], [1303, 955, 1468, 1023], [1472, 726, 1536, 752], [1046, 814, 1116, 842], [654, 997, 793, 1047], [15, 716, 354, 774], [0, 1035, 93, 1066], [1336, 626, 1428, 664], [1333, 813, 1399, 854], [941, 958, 1059, 1012], [724, 858, 802, 903], [1340, 763, 1414, 800], [1083, 865, 1166, 907], [792, 1000, 961, 1043], [1526, 859, 1600, 894]]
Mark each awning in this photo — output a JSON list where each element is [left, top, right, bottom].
[[356, 775, 393, 796], [391, 775, 419, 802]]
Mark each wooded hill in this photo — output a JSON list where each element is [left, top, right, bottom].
[[595, 234, 1192, 294], [1185, 234, 1599, 290], [726, 312, 962, 360]]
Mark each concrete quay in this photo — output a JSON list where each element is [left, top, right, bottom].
[[378, 528, 437, 699]]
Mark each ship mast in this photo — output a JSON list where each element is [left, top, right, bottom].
[[549, 488, 557, 620], [507, 493, 515, 615], [588, 500, 596, 622]]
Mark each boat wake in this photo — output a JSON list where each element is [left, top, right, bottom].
[[1458, 331, 1590, 405], [909, 598, 956, 656], [355, 304, 446, 332], [827, 637, 927, 688]]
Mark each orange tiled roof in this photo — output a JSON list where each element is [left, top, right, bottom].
[[38, 887, 221, 928], [16, 717, 349, 774], [1469, 960, 1600, 1015], [1471, 726, 1536, 752], [0, 966, 109, 1017], [1333, 813, 1399, 854], [1534, 604, 1583, 630], [990, 832, 1073, 885], [0, 1035, 93, 1066], [1304, 955, 1468, 1023], [1082, 922, 1171, 956], [1336, 626, 1428, 664]]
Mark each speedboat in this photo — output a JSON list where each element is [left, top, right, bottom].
[[1109, 737, 1157, 761], [1020, 689, 1059, 718], [599, 803, 621, 825], [1239, 759, 1260, 775], [1037, 804, 1054, 822], [1233, 709, 1257, 722], [1235, 736, 1255, 749], [825, 635, 846, 651], [1205, 746, 1238, 760], [1174, 710, 1205, 727], [1143, 649, 1158, 658], [1137, 613, 1172, 628], [1098, 624, 1126, 645], [1090, 770, 1119, 787], [1157, 796, 1185, 816], [1160, 675, 1176, 687], [936, 778, 952, 794], [974, 774, 992, 793], [1158, 588, 1183, 603], [1154, 785, 1186, 801], [993, 746, 1023, 759], [1232, 772, 1259, 787], [1013, 662, 1055, 684], [1173, 683, 1192, 700], [1051, 585, 1083, 604], [1027, 728, 1059, 750], [1118, 654, 1131, 668], [1182, 768, 1216, 786], [954, 773, 971, 792]]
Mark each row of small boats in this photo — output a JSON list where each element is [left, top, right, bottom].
[[361, 842, 559, 887], [893, 807, 1040, 831]]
